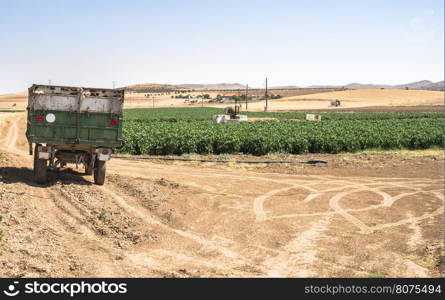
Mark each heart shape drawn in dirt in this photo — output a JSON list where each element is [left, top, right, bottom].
[[253, 177, 444, 234]]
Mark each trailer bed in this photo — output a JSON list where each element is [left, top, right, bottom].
[[26, 85, 124, 148]]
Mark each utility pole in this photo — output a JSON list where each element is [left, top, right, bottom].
[[245, 84, 248, 110], [264, 77, 268, 112], [235, 91, 238, 113]]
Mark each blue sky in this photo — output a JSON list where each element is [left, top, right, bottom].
[[0, 0, 443, 93]]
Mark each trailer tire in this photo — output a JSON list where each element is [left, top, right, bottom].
[[94, 159, 106, 185], [34, 146, 48, 184]]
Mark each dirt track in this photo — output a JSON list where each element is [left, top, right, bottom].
[[0, 113, 443, 277]]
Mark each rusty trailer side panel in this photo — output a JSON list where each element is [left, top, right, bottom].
[[28, 85, 123, 114]]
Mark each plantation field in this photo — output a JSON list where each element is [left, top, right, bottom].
[[121, 108, 444, 155], [124, 107, 443, 121]]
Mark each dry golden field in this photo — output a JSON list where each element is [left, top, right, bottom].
[[0, 92, 27, 110], [287, 89, 444, 104], [216, 89, 444, 111], [0, 89, 443, 111]]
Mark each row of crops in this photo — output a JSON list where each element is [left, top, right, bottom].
[[124, 108, 444, 122], [120, 108, 444, 155]]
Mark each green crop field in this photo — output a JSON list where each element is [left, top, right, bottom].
[[120, 108, 444, 156], [124, 107, 443, 122]]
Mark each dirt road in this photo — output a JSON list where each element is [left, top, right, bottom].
[[0, 113, 443, 277]]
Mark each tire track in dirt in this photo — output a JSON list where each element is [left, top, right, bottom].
[[261, 215, 332, 277], [46, 183, 186, 276], [0, 114, 24, 154], [98, 184, 265, 276], [406, 212, 422, 251], [27, 188, 127, 276], [253, 185, 309, 222], [253, 177, 443, 234], [0, 117, 14, 149], [1, 112, 443, 277], [100, 175, 339, 276], [108, 158, 443, 276], [0, 113, 13, 144], [6, 118, 18, 151], [328, 189, 374, 234], [0, 114, 144, 276], [1, 114, 271, 276], [101, 171, 368, 277], [110, 160, 444, 237]]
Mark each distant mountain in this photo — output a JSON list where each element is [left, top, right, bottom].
[[306, 80, 443, 91], [392, 80, 433, 90], [420, 81, 444, 91], [306, 85, 339, 88], [125, 83, 186, 92], [124, 80, 444, 93], [345, 83, 394, 89], [269, 85, 300, 89], [177, 83, 246, 90]]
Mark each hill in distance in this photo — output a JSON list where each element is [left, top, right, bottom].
[[125, 83, 248, 92], [308, 80, 443, 91], [420, 81, 444, 91], [177, 83, 246, 90], [123, 80, 443, 93], [125, 83, 187, 92], [269, 85, 301, 89], [391, 80, 433, 90], [343, 83, 393, 89]]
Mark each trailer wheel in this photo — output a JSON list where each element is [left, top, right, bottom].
[[94, 159, 106, 185], [34, 145, 47, 184]]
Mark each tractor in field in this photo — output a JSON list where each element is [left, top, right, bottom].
[[331, 99, 341, 107]]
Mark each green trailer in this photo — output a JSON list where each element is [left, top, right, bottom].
[[26, 84, 124, 185]]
